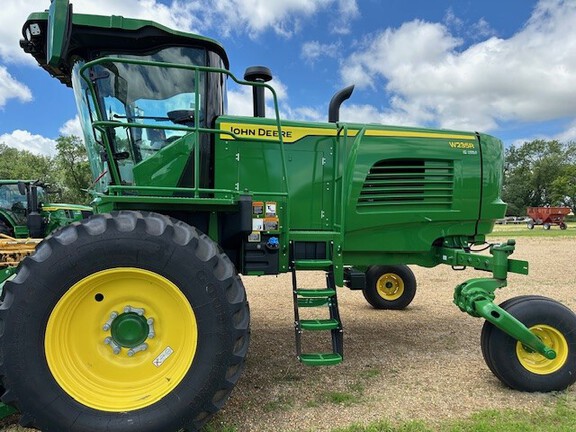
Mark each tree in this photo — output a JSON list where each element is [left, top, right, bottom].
[[503, 140, 576, 215], [0, 143, 55, 183], [551, 165, 576, 214], [53, 136, 92, 204]]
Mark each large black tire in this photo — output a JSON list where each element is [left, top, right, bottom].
[[362, 265, 416, 310], [480, 295, 542, 384], [0, 211, 250, 432], [480, 296, 576, 392]]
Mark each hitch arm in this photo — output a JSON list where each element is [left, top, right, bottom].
[[443, 240, 556, 360], [454, 278, 556, 360]]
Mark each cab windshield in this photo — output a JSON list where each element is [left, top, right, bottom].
[[72, 47, 211, 188]]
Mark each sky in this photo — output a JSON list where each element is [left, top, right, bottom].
[[0, 0, 575, 156]]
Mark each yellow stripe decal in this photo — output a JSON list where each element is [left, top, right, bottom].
[[220, 122, 339, 143], [219, 122, 476, 143], [363, 130, 476, 140]]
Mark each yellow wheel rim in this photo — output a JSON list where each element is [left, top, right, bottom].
[[45, 268, 197, 411], [516, 324, 568, 375], [376, 273, 404, 301]]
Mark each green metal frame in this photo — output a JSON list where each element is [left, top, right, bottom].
[[445, 240, 555, 359], [79, 57, 289, 202]]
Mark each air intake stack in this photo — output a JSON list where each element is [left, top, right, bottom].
[[244, 66, 273, 118]]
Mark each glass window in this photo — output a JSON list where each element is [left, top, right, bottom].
[[72, 47, 215, 187], [0, 184, 27, 211]]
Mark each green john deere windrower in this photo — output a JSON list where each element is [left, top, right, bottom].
[[1, 1, 575, 431]]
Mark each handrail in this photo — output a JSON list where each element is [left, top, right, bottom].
[[78, 57, 290, 203]]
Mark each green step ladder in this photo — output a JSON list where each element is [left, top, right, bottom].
[[291, 243, 343, 366]]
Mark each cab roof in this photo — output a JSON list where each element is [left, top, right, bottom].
[[21, 4, 229, 87]]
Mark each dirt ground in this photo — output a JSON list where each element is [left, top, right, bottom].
[[3, 236, 576, 431]]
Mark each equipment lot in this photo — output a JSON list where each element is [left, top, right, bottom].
[[4, 233, 576, 432]]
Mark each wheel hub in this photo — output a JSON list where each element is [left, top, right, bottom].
[[376, 273, 404, 300], [111, 313, 149, 348], [102, 305, 155, 356]]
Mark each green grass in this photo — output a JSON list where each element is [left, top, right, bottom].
[[328, 397, 576, 432], [202, 397, 576, 432], [488, 221, 576, 238]]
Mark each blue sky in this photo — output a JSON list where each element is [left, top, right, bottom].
[[0, 0, 575, 156]]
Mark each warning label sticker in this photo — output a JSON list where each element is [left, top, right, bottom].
[[153, 346, 174, 367]]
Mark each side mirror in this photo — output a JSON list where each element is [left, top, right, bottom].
[[47, 0, 73, 67], [17, 181, 27, 196]]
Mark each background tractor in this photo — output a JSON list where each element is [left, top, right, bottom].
[[1, 1, 575, 431], [0, 179, 91, 271], [0, 179, 91, 238]]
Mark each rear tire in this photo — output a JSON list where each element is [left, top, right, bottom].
[[560, 222, 567, 230], [543, 223, 551, 230], [362, 265, 416, 310], [0, 211, 250, 432], [480, 296, 576, 392]]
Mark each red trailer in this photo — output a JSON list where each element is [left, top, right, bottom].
[[526, 206, 571, 230]]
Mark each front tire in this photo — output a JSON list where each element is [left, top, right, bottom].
[[480, 296, 576, 392], [362, 265, 417, 310], [0, 211, 250, 432]]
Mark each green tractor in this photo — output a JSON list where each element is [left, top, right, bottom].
[[1, 1, 575, 431], [0, 179, 91, 238]]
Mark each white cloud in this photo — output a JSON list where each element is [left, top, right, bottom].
[[227, 77, 290, 116], [208, 0, 333, 38], [0, 66, 32, 109], [340, 0, 576, 132], [1, 0, 359, 65], [554, 121, 576, 143], [515, 120, 576, 146], [331, 0, 360, 35], [0, 1, 41, 64], [0, 130, 57, 156], [59, 116, 83, 138], [443, 8, 496, 42], [301, 41, 341, 64], [227, 85, 255, 117], [227, 77, 323, 122]]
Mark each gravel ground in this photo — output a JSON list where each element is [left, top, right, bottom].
[[2, 236, 576, 431]]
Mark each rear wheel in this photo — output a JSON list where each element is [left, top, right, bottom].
[[560, 222, 567, 230], [480, 296, 576, 392], [363, 265, 416, 310], [527, 221, 535, 229], [543, 223, 551, 230], [0, 211, 250, 432]]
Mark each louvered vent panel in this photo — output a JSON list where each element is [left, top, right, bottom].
[[358, 159, 454, 210]]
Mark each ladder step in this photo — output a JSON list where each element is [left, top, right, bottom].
[[299, 353, 343, 366], [300, 319, 340, 331], [297, 298, 330, 307], [296, 289, 336, 298], [293, 260, 333, 270]]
